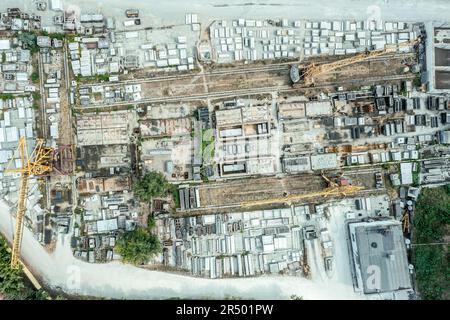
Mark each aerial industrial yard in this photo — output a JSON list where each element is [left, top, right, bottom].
[[0, 0, 449, 303]]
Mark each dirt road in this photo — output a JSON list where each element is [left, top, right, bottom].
[[197, 170, 378, 210], [199, 174, 327, 208]]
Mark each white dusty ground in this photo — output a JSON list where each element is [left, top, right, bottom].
[[4, 0, 450, 27], [0, 200, 363, 300]]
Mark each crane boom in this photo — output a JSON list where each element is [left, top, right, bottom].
[[241, 185, 365, 208], [241, 172, 365, 208], [295, 39, 419, 86], [5, 137, 53, 268]]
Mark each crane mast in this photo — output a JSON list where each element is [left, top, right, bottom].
[[5, 137, 53, 269]]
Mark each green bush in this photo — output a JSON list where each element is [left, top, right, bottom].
[[0, 93, 14, 100], [48, 33, 65, 41], [147, 216, 156, 229], [74, 207, 85, 215], [414, 245, 446, 300], [413, 75, 422, 87], [171, 186, 181, 208], [96, 73, 110, 82], [32, 92, 41, 101]]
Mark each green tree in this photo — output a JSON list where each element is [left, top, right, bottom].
[[17, 32, 38, 53], [116, 228, 161, 265], [134, 171, 171, 202], [0, 236, 38, 299], [31, 72, 39, 83]]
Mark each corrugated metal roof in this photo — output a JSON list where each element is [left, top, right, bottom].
[[5, 126, 19, 142], [0, 39, 11, 50], [351, 220, 411, 294], [310, 153, 339, 170], [97, 218, 118, 233], [400, 162, 413, 185]]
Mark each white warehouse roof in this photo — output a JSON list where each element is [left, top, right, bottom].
[[310, 153, 339, 170], [0, 39, 11, 50]]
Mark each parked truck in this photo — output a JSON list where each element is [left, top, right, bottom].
[[125, 9, 139, 18]]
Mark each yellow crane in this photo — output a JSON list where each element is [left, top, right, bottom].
[[324, 143, 389, 154], [241, 172, 365, 208], [5, 137, 53, 268], [401, 211, 410, 234], [295, 38, 420, 86]]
